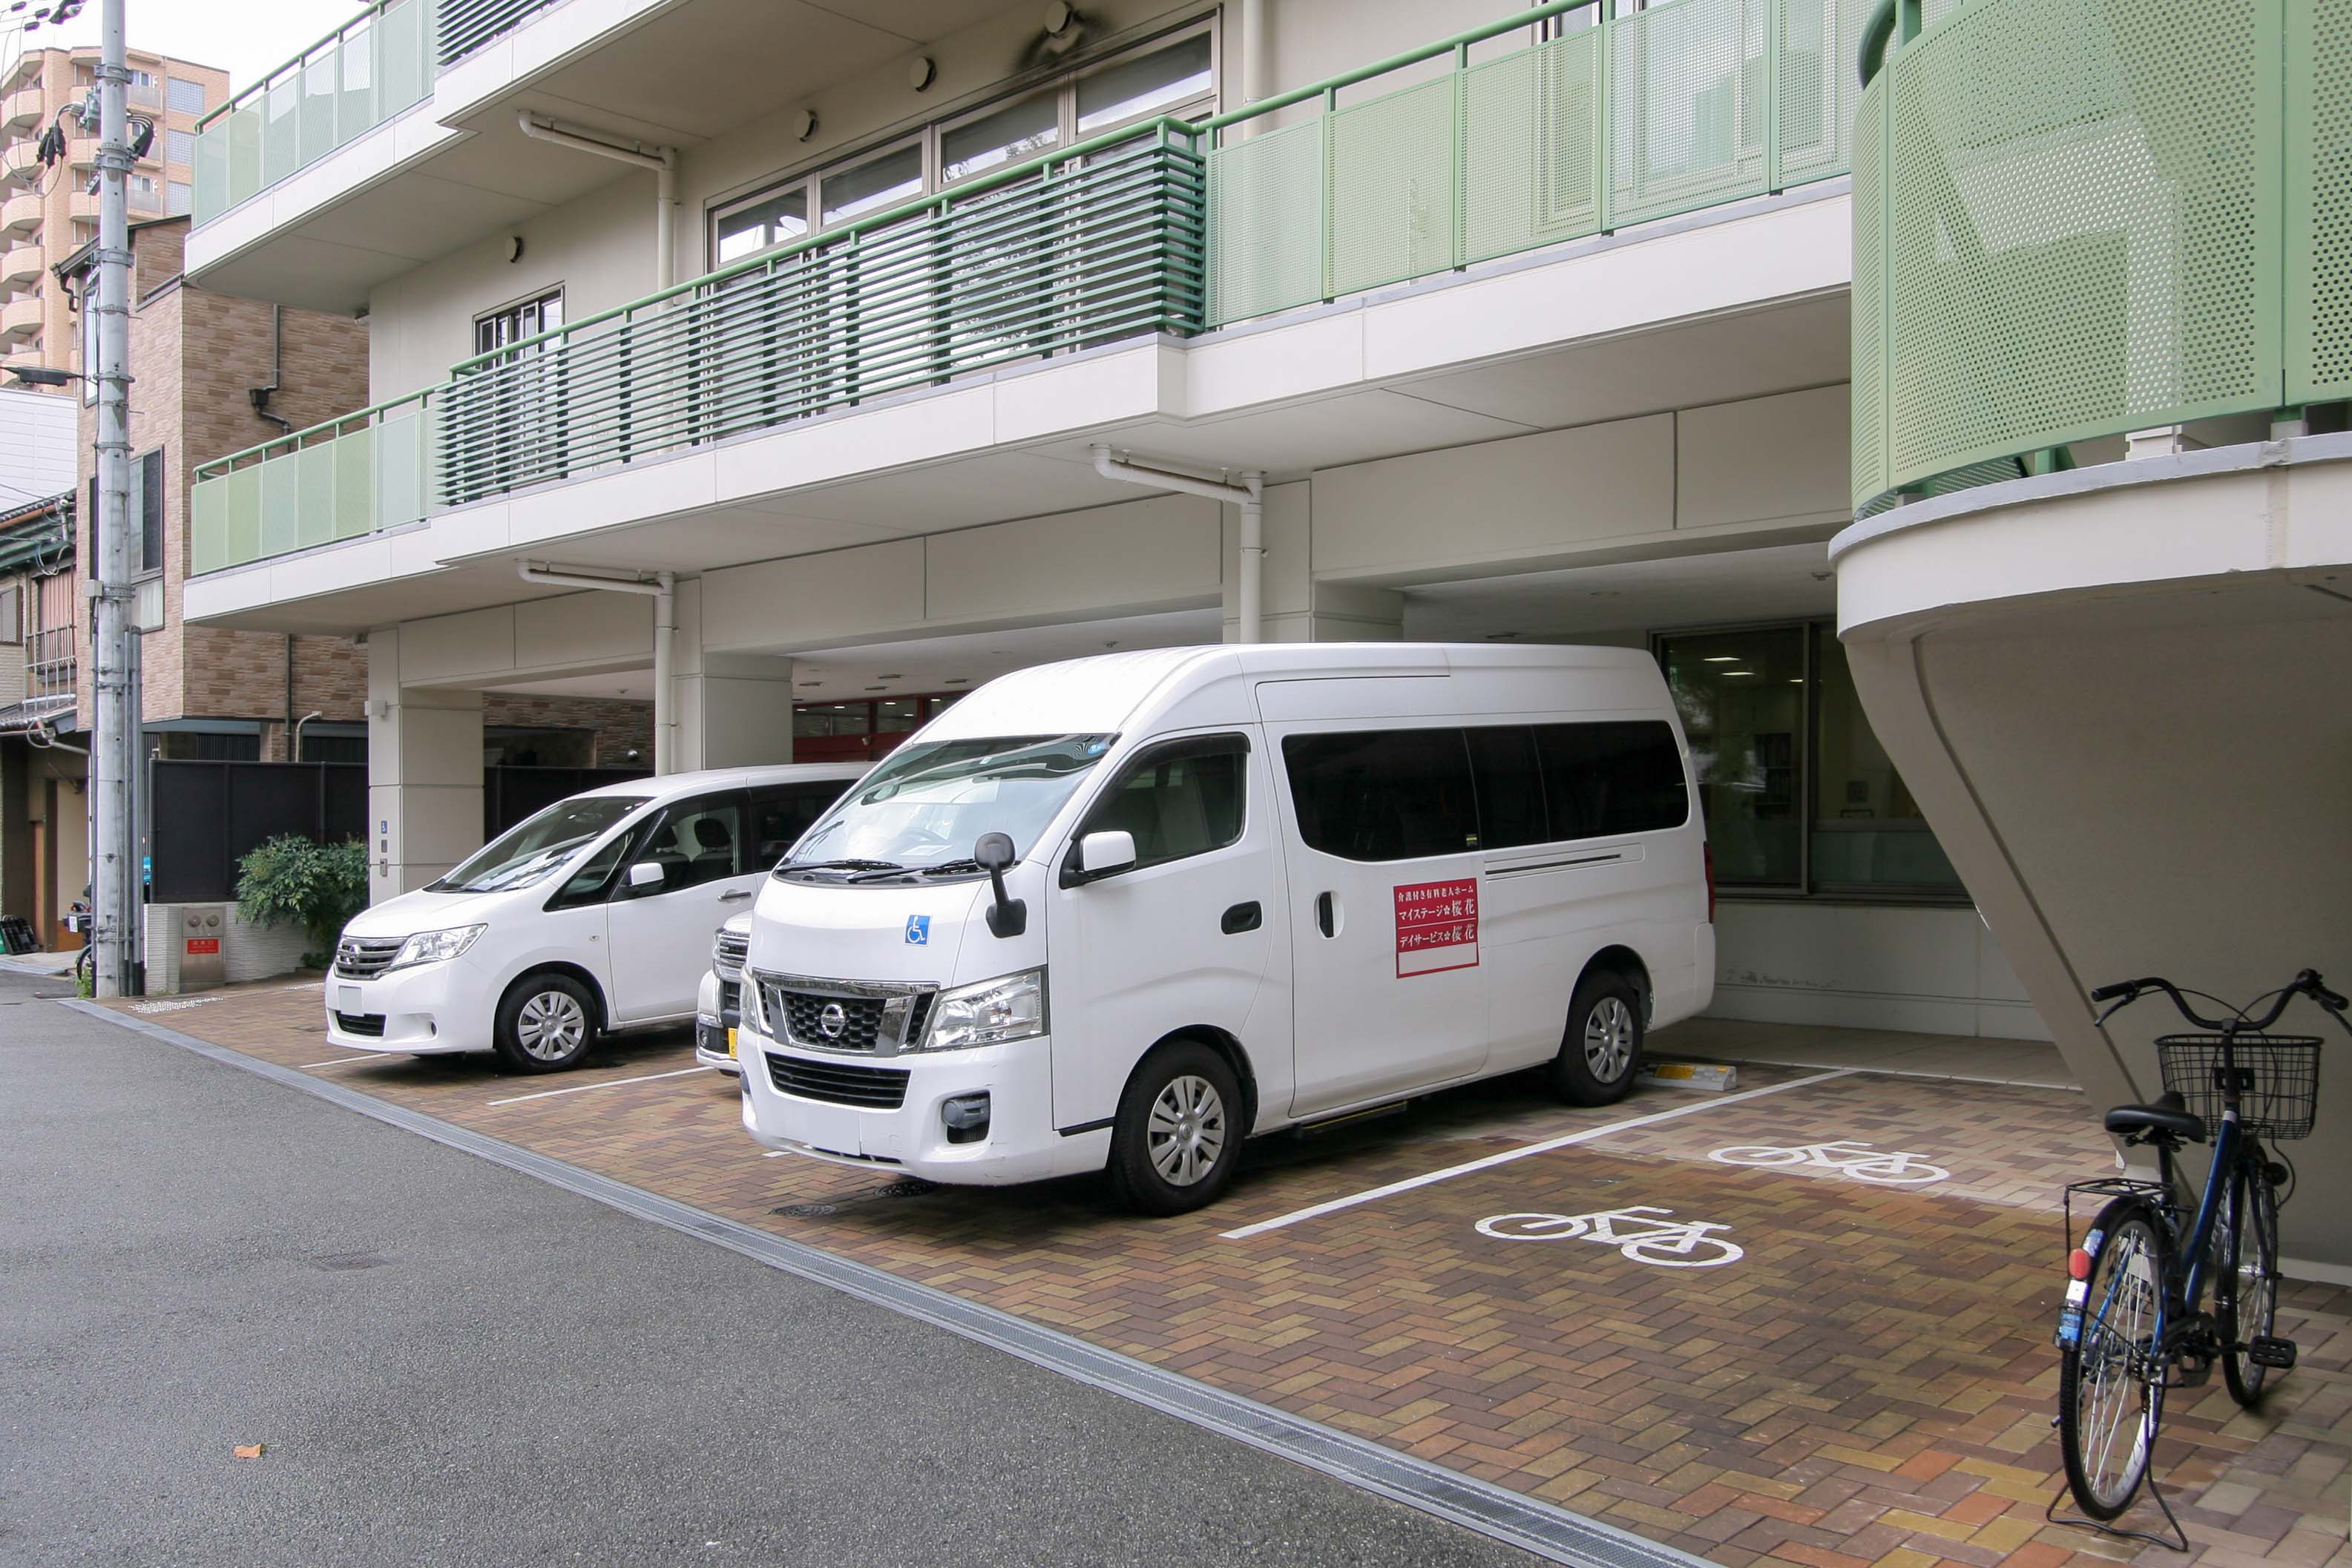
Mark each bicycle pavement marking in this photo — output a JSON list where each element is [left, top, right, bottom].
[[1219, 1067, 1859, 1239]]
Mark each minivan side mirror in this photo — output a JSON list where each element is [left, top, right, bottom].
[[626, 861, 666, 892], [973, 831, 1026, 938], [1062, 829, 1137, 887]]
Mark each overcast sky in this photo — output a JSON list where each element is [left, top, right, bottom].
[[4, 0, 346, 96]]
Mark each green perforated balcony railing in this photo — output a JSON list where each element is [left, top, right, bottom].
[[191, 0, 437, 227], [1850, 0, 2345, 513], [188, 392, 441, 576], [189, 0, 1876, 576]]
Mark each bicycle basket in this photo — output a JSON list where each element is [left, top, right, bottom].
[[2155, 1035, 2321, 1140]]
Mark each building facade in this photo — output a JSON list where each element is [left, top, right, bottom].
[[0, 44, 228, 389]]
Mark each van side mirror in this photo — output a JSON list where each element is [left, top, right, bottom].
[[1061, 829, 1137, 887], [973, 831, 1025, 938], [627, 861, 666, 892]]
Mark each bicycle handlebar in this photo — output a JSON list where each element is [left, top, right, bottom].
[[2091, 969, 2348, 1032]]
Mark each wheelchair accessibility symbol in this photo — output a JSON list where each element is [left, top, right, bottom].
[[904, 915, 930, 946]]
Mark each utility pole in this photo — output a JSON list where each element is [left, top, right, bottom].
[[88, 0, 138, 997]]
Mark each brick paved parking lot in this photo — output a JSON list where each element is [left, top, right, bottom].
[[105, 983, 2352, 1568]]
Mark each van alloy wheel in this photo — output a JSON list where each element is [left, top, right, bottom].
[[516, 990, 587, 1061], [1583, 996, 1637, 1082], [1147, 1074, 1227, 1187]]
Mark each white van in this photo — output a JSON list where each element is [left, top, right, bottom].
[[736, 646, 1713, 1213], [326, 765, 863, 1072]]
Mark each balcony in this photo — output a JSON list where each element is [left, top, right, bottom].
[[0, 243, 41, 289], [0, 296, 41, 343], [0, 191, 37, 237], [190, 394, 441, 575], [25, 625, 73, 701], [190, 0, 436, 228], [191, 0, 1865, 579], [1849, 0, 2336, 513], [1, 88, 40, 134]]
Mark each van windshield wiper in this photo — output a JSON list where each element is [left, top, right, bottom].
[[917, 859, 985, 877], [780, 857, 903, 875]]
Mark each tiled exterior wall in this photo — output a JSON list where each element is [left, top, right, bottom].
[[482, 695, 655, 768], [72, 217, 371, 739]]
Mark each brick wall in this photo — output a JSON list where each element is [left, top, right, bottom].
[[72, 218, 372, 735], [482, 694, 655, 768]]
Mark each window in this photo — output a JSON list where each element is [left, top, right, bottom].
[[299, 733, 367, 764], [1658, 624, 1963, 899], [749, 780, 849, 863], [474, 288, 563, 355], [167, 128, 195, 165], [134, 448, 163, 577], [1079, 734, 1247, 872], [1535, 722, 1689, 838], [0, 583, 20, 644], [1465, 725, 1547, 850], [1811, 636, 1962, 895], [441, 795, 646, 894], [793, 702, 870, 739], [633, 794, 743, 893], [165, 76, 206, 116], [1284, 729, 1479, 862], [708, 25, 1214, 268], [549, 816, 648, 909], [166, 181, 191, 216]]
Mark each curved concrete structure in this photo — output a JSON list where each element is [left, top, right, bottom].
[[1833, 435, 2352, 1274]]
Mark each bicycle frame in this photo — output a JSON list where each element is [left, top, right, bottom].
[[2149, 1097, 2242, 1332]]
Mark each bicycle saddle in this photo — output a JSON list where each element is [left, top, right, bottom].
[[2104, 1090, 2207, 1144]]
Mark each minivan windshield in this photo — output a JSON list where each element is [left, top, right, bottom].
[[784, 734, 1114, 874], [430, 796, 648, 895]]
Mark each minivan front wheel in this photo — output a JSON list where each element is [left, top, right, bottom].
[[1110, 1041, 1243, 1216], [1550, 971, 1644, 1106], [494, 972, 597, 1073]]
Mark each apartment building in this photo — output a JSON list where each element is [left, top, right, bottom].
[[170, 0, 2352, 1259], [0, 44, 227, 389], [0, 487, 76, 946]]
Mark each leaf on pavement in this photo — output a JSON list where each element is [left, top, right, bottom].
[[232, 1443, 265, 1459]]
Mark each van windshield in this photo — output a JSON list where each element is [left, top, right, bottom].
[[430, 796, 648, 894], [784, 734, 1114, 874]]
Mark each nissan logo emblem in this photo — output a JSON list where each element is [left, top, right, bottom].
[[818, 1002, 848, 1039]]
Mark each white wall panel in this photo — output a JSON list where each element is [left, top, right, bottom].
[[1677, 385, 1851, 532], [924, 493, 1221, 624]]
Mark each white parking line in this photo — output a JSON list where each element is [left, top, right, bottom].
[[484, 1065, 709, 1107], [1218, 1068, 1859, 1240], [295, 1054, 382, 1069]]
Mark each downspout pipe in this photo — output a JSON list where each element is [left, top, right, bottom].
[[515, 111, 677, 291], [516, 562, 677, 774], [1091, 445, 1266, 642]]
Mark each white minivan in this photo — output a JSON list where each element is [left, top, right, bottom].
[[326, 765, 863, 1072], [738, 646, 1713, 1213]]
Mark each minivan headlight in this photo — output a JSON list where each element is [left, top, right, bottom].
[[921, 969, 1046, 1052], [386, 924, 486, 971]]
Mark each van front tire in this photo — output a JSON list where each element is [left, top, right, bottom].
[[493, 971, 598, 1074], [1550, 971, 1643, 1106], [1109, 1041, 1243, 1216]]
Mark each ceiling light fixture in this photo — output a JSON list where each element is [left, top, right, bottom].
[[1723, 670, 1755, 677], [1703, 655, 1741, 663]]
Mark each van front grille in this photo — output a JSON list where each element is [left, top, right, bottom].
[[765, 1052, 909, 1110], [713, 929, 749, 979], [333, 937, 404, 980], [753, 973, 936, 1055]]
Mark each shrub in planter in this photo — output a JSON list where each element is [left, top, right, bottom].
[[236, 835, 369, 969]]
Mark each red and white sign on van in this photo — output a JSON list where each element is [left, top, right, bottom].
[[1393, 878, 1479, 978]]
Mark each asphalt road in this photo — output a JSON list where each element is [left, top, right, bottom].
[[0, 970, 1539, 1568]]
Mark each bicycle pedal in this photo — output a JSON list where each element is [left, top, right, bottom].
[[2248, 1336, 2298, 1370]]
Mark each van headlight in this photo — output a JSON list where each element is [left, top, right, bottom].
[[386, 924, 485, 972], [920, 969, 1046, 1052]]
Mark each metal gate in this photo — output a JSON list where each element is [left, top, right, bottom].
[[148, 760, 367, 904]]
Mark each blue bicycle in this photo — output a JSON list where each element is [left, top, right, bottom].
[[2056, 969, 2345, 1525]]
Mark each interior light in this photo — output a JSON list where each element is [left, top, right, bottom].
[[1723, 670, 1754, 677], [1703, 655, 1741, 662]]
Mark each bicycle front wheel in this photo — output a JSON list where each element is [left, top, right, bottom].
[[2219, 1164, 2281, 1408], [2059, 1197, 2166, 1521]]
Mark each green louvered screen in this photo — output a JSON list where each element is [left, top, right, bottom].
[[2289, 0, 2352, 403], [1776, 0, 1874, 188], [1327, 75, 1458, 297], [1206, 119, 1325, 325], [1856, 0, 2287, 510]]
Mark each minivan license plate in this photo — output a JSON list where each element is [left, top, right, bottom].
[[337, 985, 361, 1013]]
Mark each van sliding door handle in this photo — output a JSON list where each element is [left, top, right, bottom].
[[1314, 892, 1335, 938], [718, 889, 755, 902], [1221, 901, 1261, 935]]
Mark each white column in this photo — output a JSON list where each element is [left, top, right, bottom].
[[365, 627, 485, 903], [1223, 481, 1402, 642], [670, 579, 795, 770]]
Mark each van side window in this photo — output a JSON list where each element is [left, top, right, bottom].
[[1465, 725, 1548, 850], [749, 780, 849, 864], [635, 794, 745, 893], [1534, 721, 1689, 839], [1079, 734, 1247, 872], [1283, 729, 1479, 861], [548, 825, 641, 909]]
